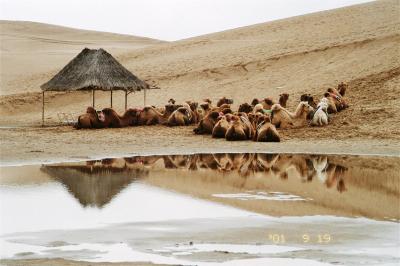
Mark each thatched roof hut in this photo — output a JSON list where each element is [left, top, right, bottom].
[[39, 48, 155, 125], [41, 48, 148, 92]]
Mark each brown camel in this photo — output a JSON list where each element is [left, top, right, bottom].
[[253, 115, 280, 142], [101, 108, 138, 128], [271, 101, 313, 129], [193, 111, 220, 134], [167, 105, 192, 126], [74, 107, 105, 129], [261, 97, 275, 110], [327, 88, 349, 110], [323, 92, 343, 113], [238, 102, 253, 113], [212, 114, 233, 138], [278, 93, 289, 108], [137, 106, 166, 125], [216, 97, 234, 107], [225, 113, 254, 141]]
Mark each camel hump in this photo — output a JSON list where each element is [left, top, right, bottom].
[[263, 127, 280, 142]]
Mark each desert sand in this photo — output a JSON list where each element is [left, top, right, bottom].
[[0, 0, 399, 164]]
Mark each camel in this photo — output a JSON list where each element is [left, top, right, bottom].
[[271, 101, 314, 129], [323, 92, 342, 114], [225, 113, 254, 141], [217, 97, 234, 107], [327, 88, 349, 110], [310, 100, 329, 126], [101, 108, 138, 128], [238, 102, 253, 113], [261, 97, 275, 110], [279, 93, 289, 108], [253, 115, 280, 142], [186, 101, 200, 124], [212, 114, 233, 138], [193, 111, 220, 134], [137, 106, 167, 125], [167, 104, 192, 126], [251, 97, 275, 109], [74, 107, 105, 129]]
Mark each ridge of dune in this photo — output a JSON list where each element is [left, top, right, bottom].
[[0, 20, 165, 96]]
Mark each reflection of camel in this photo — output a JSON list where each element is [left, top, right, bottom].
[[121, 153, 348, 193], [41, 160, 148, 208]]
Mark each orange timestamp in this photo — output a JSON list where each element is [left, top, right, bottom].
[[268, 233, 332, 244]]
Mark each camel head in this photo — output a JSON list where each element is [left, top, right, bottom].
[[263, 97, 274, 106], [200, 102, 210, 111], [188, 101, 199, 112], [300, 101, 314, 114], [337, 82, 348, 97], [217, 97, 234, 107], [238, 103, 253, 113], [203, 98, 212, 104], [168, 98, 176, 105], [279, 93, 289, 107], [251, 98, 261, 106], [86, 106, 97, 114]]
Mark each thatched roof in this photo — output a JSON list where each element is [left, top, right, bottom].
[[41, 48, 149, 92]]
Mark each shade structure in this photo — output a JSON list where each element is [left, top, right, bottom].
[[40, 48, 153, 125]]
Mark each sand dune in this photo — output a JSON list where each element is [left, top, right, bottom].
[[0, 0, 399, 163], [0, 21, 164, 95]]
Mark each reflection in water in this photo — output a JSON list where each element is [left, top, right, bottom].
[[41, 160, 148, 207], [37, 153, 399, 220]]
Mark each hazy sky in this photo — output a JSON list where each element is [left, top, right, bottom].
[[0, 0, 372, 41]]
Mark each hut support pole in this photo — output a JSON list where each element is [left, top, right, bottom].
[[125, 91, 128, 110], [92, 90, 95, 108], [42, 91, 45, 126], [110, 89, 113, 108], [144, 87, 147, 106]]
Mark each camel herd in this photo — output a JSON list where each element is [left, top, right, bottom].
[[75, 82, 349, 142]]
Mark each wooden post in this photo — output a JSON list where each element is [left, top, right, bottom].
[[125, 90, 128, 110], [42, 91, 45, 126], [144, 87, 147, 106], [110, 89, 113, 108], [92, 90, 95, 108]]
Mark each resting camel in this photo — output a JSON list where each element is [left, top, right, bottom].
[[323, 92, 342, 114], [101, 108, 138, 128], [212, 114, 233, 138], [217, 97, 234, 107], [327, 88, 348, 110], [271, 101, 314, 129], [74, 107, 105, 129], [193, 111, 220, 134], [253, 115, 280, 142], [167, 104, 193, 126], [310, 100, 329, 126], [136, 106, 167, 125], [225, 113, 254, 141]]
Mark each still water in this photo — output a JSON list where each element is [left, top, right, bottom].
[[0, 153, 399, 265]]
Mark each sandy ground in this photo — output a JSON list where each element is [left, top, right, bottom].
[[0, 1, 400, 164], [0, 1, 400, 163]]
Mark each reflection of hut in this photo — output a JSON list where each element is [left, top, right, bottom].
[[41, 164, 148, 207], [40, 48, 157, 125]]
